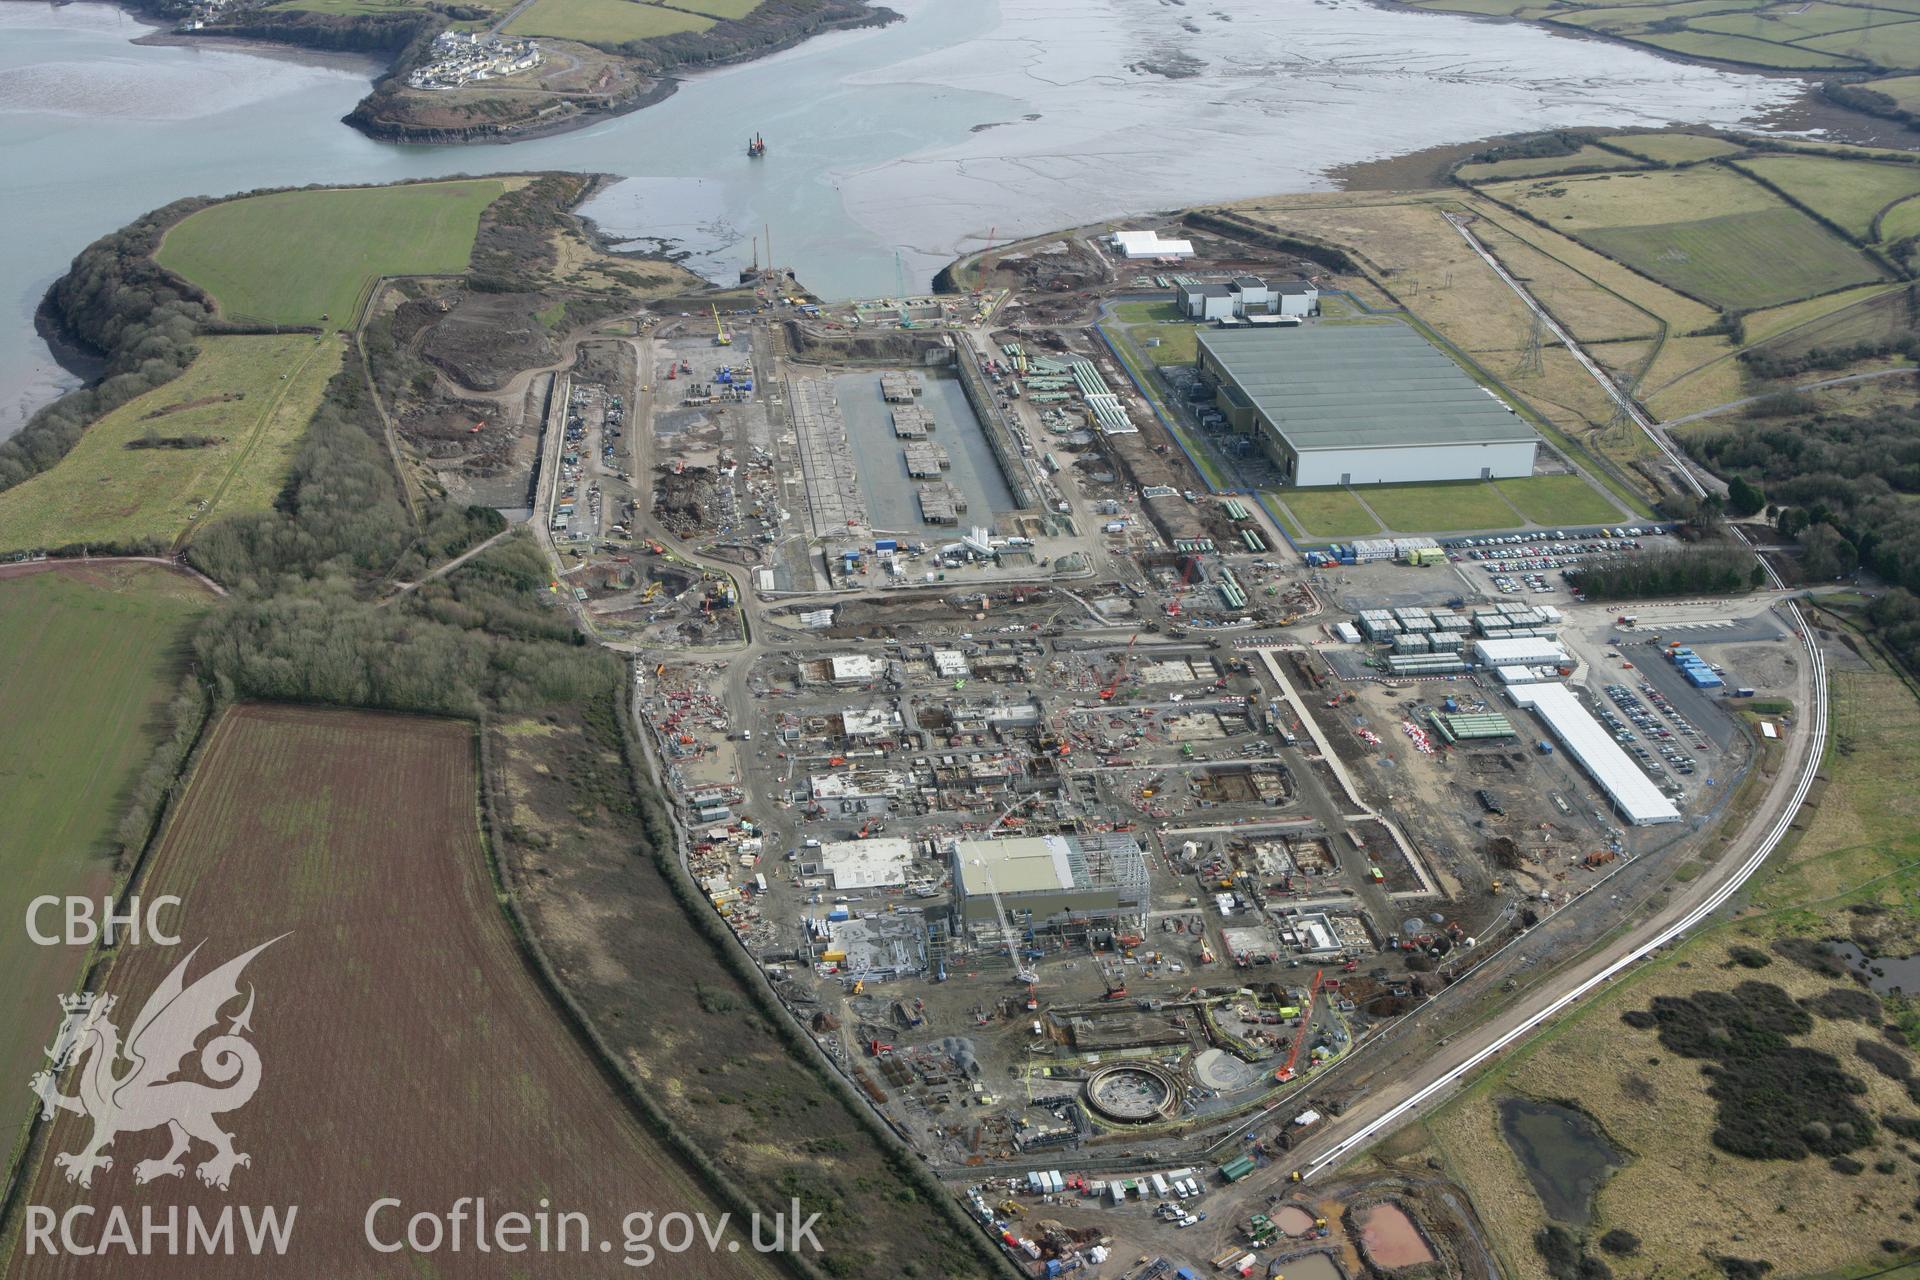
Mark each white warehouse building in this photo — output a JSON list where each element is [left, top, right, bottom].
[[1196, 325, 1539, 487], [1508, 683, 1681, 825]]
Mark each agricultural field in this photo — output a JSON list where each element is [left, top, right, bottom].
[[156, 179, 510, 327], [1584, 208, 1884, 309], [1864, 71, 1920, 112], [1883, 195, 1920, 241], [669, 0, 763, 16], [1269, 487, 1382, 538], [1599, 131, 1745, 164], [503, 0, 714, 44], [1739, 281, 1907, 345], [1453, 145, 1644, 184], [1350, 480, 1526, 533], [1399, 0, 1920, 70], [1630, 28, 1865, 66], [3, 704, 765, 1279], [1801, 17, 1920, 65], [1685, 1, 1884, 42], [1407, 662, 1920, 1279], [1548, 0, 1764, 32], [1737, 153, 1920, 239], [1476, 167, 1887, 309], [0, 334, 341, 554], [1747, 285, 1919, 361], [0, 563, 210, 1168]]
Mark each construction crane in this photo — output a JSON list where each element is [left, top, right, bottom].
[[1273, 969, 1324, 1083], [711, 303, 732, 347], [1099, 633, 1140, 701]]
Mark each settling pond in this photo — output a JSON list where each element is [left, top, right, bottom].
[[1269, 1252, 1344, 1280], [1354, 1201, 1436, 1269], [1498, 1095, 1624, 1228]]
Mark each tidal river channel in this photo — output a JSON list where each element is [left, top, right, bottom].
[[1, 0, 1804, 434]]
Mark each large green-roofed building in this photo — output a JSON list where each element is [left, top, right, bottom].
[[1195, 324, 1539, 487]]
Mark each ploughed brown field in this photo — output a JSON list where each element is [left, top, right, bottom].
[[5, 704, 771, 1279]]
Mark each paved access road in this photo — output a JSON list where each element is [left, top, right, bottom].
[[1262, 594, 1827, 1188]]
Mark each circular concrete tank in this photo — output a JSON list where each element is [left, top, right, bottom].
[[1084, 1063, 1180, 1123]]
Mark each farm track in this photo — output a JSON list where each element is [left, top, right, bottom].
[[171, 337, 334, 553]]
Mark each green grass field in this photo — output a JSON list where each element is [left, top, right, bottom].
[[1271, 488, 1382, 539], [1414, 0, 1920, 70], [1583, 208, 1885, 309], [1112, 301, 1203, 364], [1689, 1, 1890, 41], [1547, 0, 1762, 26], [1865, 71, 1920, 110], [1454, 145, 1644, 183], [1738, 153, 1920, 239], [1879, 193, 1920, 240], [0, 335, 342, 553], [504, 0, 713, 43], [1624, 27, 1866, 64], [1493, 473, 1627, 524], [156, 179, 508, 327], [667, 0, 763, 17], [1351, 480, 1526, 532], [1126, 322, 1200, 366], [1751, 286, 1917, 359], [1481, 164, 1780, 228], [0, 564, 210, 1147], [1599, 131, 1745, 163], [1799, 16, 1920, 63], [1112, 300, 1183, 323]]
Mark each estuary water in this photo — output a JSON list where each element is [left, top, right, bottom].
[[0, 0, 1804, 434]]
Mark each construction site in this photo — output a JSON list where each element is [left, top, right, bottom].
[[521, 219, 1809, 1280]]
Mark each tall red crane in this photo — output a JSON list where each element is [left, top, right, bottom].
[[1099, 634, 1140, 701], [1273, 969, 1325, 1083]]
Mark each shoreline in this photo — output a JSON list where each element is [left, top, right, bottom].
[[97, 0, 898, 149], [346, 72, 681, 147], [130, 27, 387, 75], [1355, 0, 1920, 158]]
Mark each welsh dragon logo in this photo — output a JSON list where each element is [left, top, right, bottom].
[[29, 938, 282, 1191]]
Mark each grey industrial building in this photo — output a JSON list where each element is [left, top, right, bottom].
[[1195, 325, 1539, 487], [1167, 276, 1320, 322], [1175, 276, 1318, 322], [950, 833, 1149, 941]]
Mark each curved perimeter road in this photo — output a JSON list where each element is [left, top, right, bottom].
[[1293, 563, 1826, 1181]]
